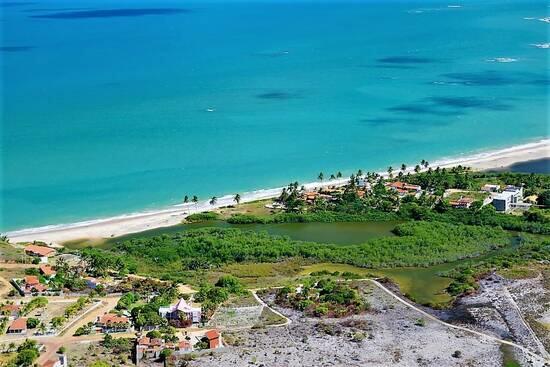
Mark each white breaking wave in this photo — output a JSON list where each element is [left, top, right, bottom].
[[486, 57, 518, 63], [531, 43, 550, 49]]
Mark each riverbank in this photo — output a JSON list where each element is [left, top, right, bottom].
[[5, 139, 549, 245]]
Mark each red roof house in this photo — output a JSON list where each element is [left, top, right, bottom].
[[205, 329, 221, 349], [39, 264, 57, 277], [7, 318, 27, 334], [25, 245, 55, 257]]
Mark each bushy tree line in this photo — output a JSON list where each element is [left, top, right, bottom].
[[110, 222, 509, 274]]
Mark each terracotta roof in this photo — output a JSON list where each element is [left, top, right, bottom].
[[205, 329, 219, 340], [387, 182, 421, 191], [25, 276, 40, 285], [25, 245, 55, 257], [1, 304, 20, 312], [31, 284, 48, 292], [138, 337, 150, 345], [98, 314, 128, 325], [8, 318, 27, 331], [150, 338, 163, 347], [39, 265, 56, 276]]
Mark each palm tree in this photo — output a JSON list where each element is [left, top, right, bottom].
[[38, 322, 47, 335], [209, 196, 217, 206], [183, 195, 189, 204], [387, 166, 393, 178], [233, 194, 241, 205], [336, 171, 342, 179], [330, 174, 336, 180], [357, 169, 363, 177], [192, 195, 199, 209], [421, 159, 426, 167], [318, 172, 324, 181], [401, 163, 407, 172], [414, 165, 421, 173], [423, 161, 429, 168]]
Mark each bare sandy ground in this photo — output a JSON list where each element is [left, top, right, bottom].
[[5, 139, 549, 245]]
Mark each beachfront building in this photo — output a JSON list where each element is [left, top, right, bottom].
[[96, 313, 130, 333], [159, 298, 201, 326], [24, 244, 55, 263], [7, 318, 27, 334], [492, 185, 524, 212], [385, 182, 422, 197]]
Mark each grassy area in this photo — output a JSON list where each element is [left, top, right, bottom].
[[500, 344, 521, 367], [215, 199, 275, 219], [255, 307, 287, 327], [446, 191, 490, 202], [0, 241, 27, 262]]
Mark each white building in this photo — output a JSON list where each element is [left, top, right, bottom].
[[492, 185, 524, 212], [159, 298, 201, 324]]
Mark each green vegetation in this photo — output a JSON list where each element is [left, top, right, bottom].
[[274, 278, 368, 318], [186, 212, 219, 222], [194, 276, 247, 321], [20, 297, 48, 316], [2, 339, 40, 367]]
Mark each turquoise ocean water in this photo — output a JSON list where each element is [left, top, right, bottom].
[[1, 0, 548, 230]]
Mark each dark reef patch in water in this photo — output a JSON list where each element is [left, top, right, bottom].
[[429, 97, 512, 111], [377, 56, 437, 64], [30, 8, 190, 19], [256, 91, 300, 100], [372, 64, 417, 69], [0, 46, 34, 52], [360, 117, 420, 124], [388, 104, 457, 116]]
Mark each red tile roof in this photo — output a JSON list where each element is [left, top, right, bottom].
[[25, 276, 40, 285], [8, 318, 27, 331], [1, 304, 20, 313], [31, 284, 48, 292], [39, 265, 56, 276], [205, 329, 219, 340], [138, 337, 151, 345], [25, 245, 55, 257], [98, 314, 129, 325], [387, 182, 421, 191]]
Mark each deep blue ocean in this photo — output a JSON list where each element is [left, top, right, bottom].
[[1, 0, 548, 230]]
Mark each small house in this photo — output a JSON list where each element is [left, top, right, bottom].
[[481, 184, 500, 193], [449, 197, 475, 209], [159, 298, 201, 326], [25, 245, 55, 263], [205, 329, 222, 349], [1, 304, 20, 317], [7, 318, 27, 334], [39, 265, 57, 279], [96, 313, 130, 333]]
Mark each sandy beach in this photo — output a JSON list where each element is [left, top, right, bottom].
[[5, 139, 549, 246]]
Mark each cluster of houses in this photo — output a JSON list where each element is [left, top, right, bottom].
[[448, 184, 529, 212], [135, 329, 222, 364]]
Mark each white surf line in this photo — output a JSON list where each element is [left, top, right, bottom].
[[369, 279, 549, 364], [5, 138, 549, 244]]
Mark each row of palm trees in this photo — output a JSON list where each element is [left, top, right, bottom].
[[183, 159, 431, 208], [183, 193, 242, 207]]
